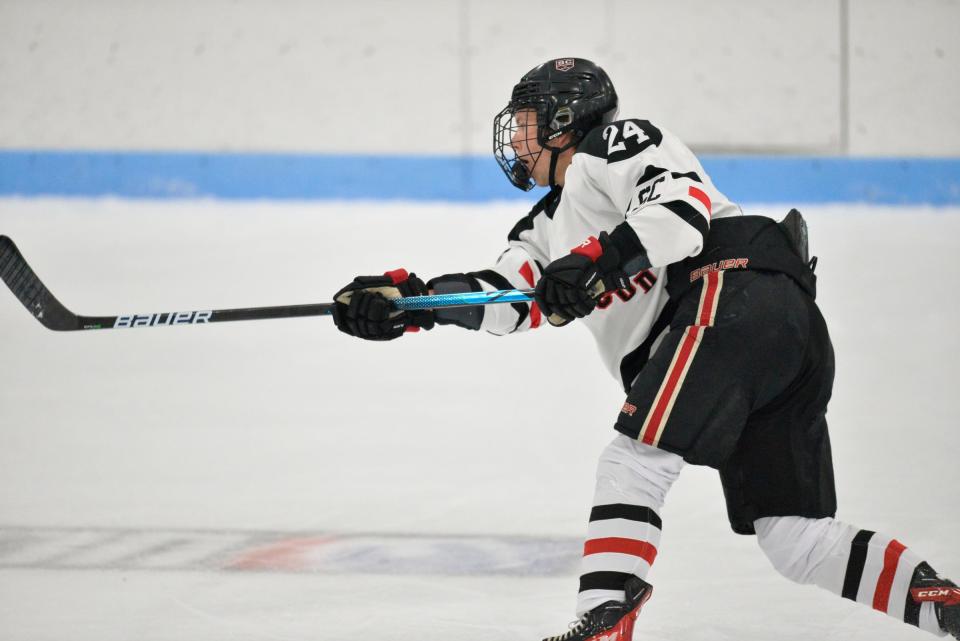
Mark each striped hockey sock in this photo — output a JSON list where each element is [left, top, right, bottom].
[[576, 436, 683, 616], [578, 503, 662, 611], [841, 529, 946, 635], [756, 516, 948, 636]]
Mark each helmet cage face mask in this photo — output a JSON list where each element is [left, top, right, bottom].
[[493, 101, 580, 192], [493, 58, 619, 191], [493, 104, 551, 192]]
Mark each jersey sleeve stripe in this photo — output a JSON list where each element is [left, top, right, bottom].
[[518, 261, 536, 287], [660, 200, 709, 241], [688, 186, 712, 217], [517, 261, 542, 329], [634, 165, 668, 186], [529, 302, 542, 328], [670, 170, 703, 183]]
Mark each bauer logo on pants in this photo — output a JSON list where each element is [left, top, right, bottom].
[[689, 258, 749, 283], [114, 310, 213, 328]]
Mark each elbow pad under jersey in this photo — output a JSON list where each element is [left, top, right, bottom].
[[427, 269, 536, 332], [426, 273, 485, 330]]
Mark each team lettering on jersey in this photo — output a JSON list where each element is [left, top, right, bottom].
[[596, 269, 658, 310]]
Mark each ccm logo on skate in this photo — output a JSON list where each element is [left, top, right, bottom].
[[689, 258, 749, 282], [917, 589, 952, 597], [621, 402, 638, 417], [911, 587, 960, 605], [114, 311, 213, 328]]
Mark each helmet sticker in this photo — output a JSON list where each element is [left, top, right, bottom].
[[554, 58, 575, 72]]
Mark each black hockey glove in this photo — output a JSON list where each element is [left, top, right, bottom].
[[332, 269, 435, 340], [535, 232, 631, 327]]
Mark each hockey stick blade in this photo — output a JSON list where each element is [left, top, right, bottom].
[[0, 235, 86, 331]]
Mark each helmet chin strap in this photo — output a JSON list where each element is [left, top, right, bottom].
[[544, 133, 579, 189], [547, 148, 561, 189]]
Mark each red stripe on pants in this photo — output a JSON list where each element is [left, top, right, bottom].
[[873, 540, 907, 612], [697, 271, 720, 325], [638, 269, 721, 446], [640, 325, 702, 445], [583, 537, 658, 565]]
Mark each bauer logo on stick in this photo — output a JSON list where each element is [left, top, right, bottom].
[[114, 310, 213, 328]]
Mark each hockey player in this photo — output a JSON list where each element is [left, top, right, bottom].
[[331, 58, 959, 640]]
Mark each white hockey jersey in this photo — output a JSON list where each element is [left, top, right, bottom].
[[477, 119, 742, 389]]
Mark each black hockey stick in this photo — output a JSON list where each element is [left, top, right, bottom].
[[0, 235, 534, 332], [0, 235, 333, 331]]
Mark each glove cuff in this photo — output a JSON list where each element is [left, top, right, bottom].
[[383, 268, 411, 285], [607, 223, 652, 274], [569, 227, 651, 276], [571, 236, 605, 262], [568, 234, 630, 292]]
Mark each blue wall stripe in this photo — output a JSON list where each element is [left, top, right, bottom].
[[0, 150, 958, 205]]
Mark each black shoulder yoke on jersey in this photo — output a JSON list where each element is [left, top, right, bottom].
[[576, 119, 663, 163], [507, 186, 562, 243], [666, 211, 818, 301]]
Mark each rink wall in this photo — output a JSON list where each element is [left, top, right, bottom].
[[1, 0, 958, 203], [1, 150, 959, 205]]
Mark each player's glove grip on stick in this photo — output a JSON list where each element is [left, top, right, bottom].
[[535, 233, 630, 327], [332, 269, 434, 340]]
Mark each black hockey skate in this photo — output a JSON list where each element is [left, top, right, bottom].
[[543, 576, 652, 641], [909, 562, 960, 639]]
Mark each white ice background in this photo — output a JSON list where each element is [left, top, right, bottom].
[[0, 199, 958, 641]]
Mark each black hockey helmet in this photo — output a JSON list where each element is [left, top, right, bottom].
[[494, 58, 619, 191]]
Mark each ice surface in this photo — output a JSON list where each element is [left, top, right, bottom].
[[0, 198, 958, 640]]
